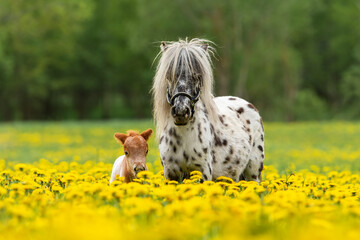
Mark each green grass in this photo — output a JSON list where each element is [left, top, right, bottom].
[[1, 120, 359, 173]]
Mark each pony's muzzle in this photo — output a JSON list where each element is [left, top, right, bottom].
[[171, 105, 191, 125]]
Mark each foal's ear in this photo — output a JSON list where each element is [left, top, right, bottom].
[[140, 129, 153, 141], [160, 41, 167, 52], [114, 133, 128, 145]]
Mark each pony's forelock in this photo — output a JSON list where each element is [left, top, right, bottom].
[[152, 38, 217, 139]]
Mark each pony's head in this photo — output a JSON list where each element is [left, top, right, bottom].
[[152, 38, 216, 134], [114, 129, 153, 176]]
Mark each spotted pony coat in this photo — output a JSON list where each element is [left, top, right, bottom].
[[153, 38, 264, 183]]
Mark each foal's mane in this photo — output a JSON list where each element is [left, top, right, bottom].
[[152, 38, 218, 139]]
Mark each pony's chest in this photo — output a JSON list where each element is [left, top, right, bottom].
[[159, 122, 212, 165]]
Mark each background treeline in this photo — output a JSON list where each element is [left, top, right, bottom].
[[0, 0, 359, 121]]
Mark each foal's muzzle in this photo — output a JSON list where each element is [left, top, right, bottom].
[[134, 165, 147, 177]]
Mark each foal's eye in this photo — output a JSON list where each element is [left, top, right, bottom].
[[146, 149, 149, 155], [125, 151, 129, 156]]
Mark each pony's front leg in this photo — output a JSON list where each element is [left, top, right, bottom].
[[192, 160, 212, 182], [163, 166, 183, 182]]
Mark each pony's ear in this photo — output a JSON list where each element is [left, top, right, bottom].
[[140, 129, 153, 141], [201, 43, 208, 51], [160, 41, 168, 52], [114, 133, 128, 145]]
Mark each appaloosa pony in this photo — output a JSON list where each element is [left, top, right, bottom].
[[110, 129, 153, 183], [152, 38, 264, 183]]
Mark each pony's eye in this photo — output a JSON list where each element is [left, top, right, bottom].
[[146, 149, 149, 154], [125, 151, 129, 156]]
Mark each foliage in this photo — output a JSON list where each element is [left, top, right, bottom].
[[0, 0, 359, 120]]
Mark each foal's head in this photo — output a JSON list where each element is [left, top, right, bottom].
[[114, 129, 153, 176]]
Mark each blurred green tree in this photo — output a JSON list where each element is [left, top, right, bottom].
[[0, 0, 359, 121]]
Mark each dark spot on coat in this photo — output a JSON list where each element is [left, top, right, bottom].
[[168, 127, 180, 141], [236, 160, 240, 165], [169, 157, 173, 163], [248, 103, 259, 112], [237, 107, 244, 114], [259, 162, 264, 173], [197, 123, 203, 143], [194, 163, 201, 167], [203, 174, 208, 180], [207, 162, 212, 174], [223, 156, 230, 164], [261, 134, 264, 141], [194, 148, 202, 158], [173, 146, 177, 153], [251, 174, 257, 179], [246, 119, 251, 124], [249, 135, 252, 144], [258, 145, 263, 152], [222, 139, 228, 146], [261, 154, 264, 159], [219, 115, 224, 124], [170, 140, 173, 146], [227, 166, 232, 171], [203, 148, 208, 154], [160, 136, 164, 144], [210, 124, 214, 134], [229, 146, 233, 155], [214, 134, 222, 147], [229, 97, 236, 100], [183, 152, 189, 162], [212, 151, 217, 164]]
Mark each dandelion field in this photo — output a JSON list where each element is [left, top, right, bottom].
[[1, 121, 360, 240]]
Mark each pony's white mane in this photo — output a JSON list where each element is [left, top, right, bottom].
[[152, 38, 217, 139]]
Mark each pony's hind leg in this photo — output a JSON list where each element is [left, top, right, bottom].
[[243, 114, 265, 184], [243, 135, 265, 184], [243, 160, 263, 184]]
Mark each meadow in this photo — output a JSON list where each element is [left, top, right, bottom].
[[1, 121, 360, 239]]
